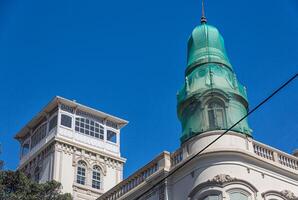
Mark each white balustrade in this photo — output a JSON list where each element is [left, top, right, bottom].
[[279, 154, 298, 170], [171, 148, 183, 167], [253, 141, 298, 171], [253, 143, 274, 161], [99, 152, 170, 200]]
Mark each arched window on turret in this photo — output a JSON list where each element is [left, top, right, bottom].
[[207, 100, 226, 130]]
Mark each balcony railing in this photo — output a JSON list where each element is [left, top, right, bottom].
[[99, 152, 170, 200], [253, 143, 274, 161], [253, 141, 298, 171], [171, 148, 183, 167], [278, 154, 298, 170]]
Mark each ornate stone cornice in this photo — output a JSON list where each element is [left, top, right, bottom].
[[208, 174, 236, 184]]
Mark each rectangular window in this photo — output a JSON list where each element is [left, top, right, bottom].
[[75, 117, 105, 140], [31, 123, 47, 149], [49, 115, 58, 132], [107, 130, 117, 143], [61, 114, 72, 128]]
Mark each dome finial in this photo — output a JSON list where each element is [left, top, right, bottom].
[[201, 0, 207, 24]]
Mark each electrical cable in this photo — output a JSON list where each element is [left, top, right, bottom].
[[134, 73, 297, 200]]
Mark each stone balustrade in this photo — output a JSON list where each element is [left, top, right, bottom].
[[278, 154, 298, 170], [253, 142, 274, 161], [253, 141, 298, 171], [171, 148, 183, 167], [99, 152, 170, 200]]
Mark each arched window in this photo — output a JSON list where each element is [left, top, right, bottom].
[[92, 165, 102, 189], [77, 161, 87, 185], [207, 100, 226, 129], [34, 166, 40, 182]]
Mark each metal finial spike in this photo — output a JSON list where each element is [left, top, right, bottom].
[[201, 0, 207, 24]]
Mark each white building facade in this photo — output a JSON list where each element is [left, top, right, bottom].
[[98, 131, 298, 200], [15, 96, 128, 200]]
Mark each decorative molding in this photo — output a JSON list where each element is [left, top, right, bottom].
[[281, 190, 297, 200], [262, 190, 298, 200], [209, 174, 236, 184], [90, 161, 107, 175], [188, 174, 258, 199]]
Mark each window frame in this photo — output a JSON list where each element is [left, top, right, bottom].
[[206, 99, 227, 130], [60, 113, 73, 129], [31, 122, 47, 149], [92, 165, 102, 190], [227, 188, 251, 200], [75, 117, 105, 140], [202, 194, 222, 200], [49, 114, 58, 133], [76, 161, 87, 185], [192, 189, 222, 200], [21, 143, 30, 157], [106, 130, 117, 144]]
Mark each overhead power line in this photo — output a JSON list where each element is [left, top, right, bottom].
[[134, 73, 297, 200]]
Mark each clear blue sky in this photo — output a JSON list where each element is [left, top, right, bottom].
[[0, 0, 297, 177]]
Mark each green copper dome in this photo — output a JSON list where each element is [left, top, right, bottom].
[[186, 24, 232, 74], [177, 21, 252, 144]]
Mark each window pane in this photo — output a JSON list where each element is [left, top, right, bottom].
[[31, 123, 47, 149], [207, 101, 226, 130], [75, 117, 105, 140], [203, 195, 219, 200], [61, 114, 72, 128], [107, 130, 117, 143], [208, 110, 216, 129], [22, 144, 30, 157], [92, 166, 101, 189], [216, 109, 224, 128], [77, 165, 86, 185], [49, 115, 58, 132], [230, 192, 248, 200]]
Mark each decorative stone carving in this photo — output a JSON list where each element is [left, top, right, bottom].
[[209, 174, 236, 184], [280, 190, 297, 200]]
